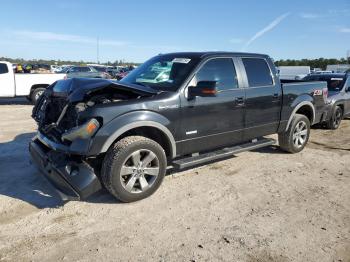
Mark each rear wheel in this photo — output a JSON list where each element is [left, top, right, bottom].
[[31, 88, 46, 104], [278, 114, 310, 153], [101, 136, 167, 202], [326, 106, 343, 130]]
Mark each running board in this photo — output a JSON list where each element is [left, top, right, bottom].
[[172, 137, 275, 170]]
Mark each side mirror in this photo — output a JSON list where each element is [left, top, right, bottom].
[[346, 86, 350, 92], [188, 81, 217, 98]]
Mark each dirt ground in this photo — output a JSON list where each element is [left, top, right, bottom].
[[0, 98, 349, 262]]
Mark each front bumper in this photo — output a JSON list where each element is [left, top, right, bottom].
[[36, 131, 92, 155], [29, 137, 102, 200]]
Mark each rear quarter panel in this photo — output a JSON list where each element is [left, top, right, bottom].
[[279, 81, 327, 131]]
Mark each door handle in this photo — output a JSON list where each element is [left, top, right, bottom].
[[235, 97, 245, 106], [272, 93, 280, 103]]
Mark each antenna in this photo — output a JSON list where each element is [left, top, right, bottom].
[[97, 36, 100, 64]]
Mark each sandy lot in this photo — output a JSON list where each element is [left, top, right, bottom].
[[0, 98, 349, 262]]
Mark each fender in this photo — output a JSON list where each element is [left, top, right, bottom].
[[89, 111, 176, 158], [330, 101, 345, 117], [285, 101, 315, 131]]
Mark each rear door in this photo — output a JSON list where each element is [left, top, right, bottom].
[[177, 57, 246, 155], [0, 62, 15, 97], [343, 77, 350, 116], [240, 57, 282, 140]]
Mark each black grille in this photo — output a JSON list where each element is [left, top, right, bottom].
[[32, 94, 78, 143]]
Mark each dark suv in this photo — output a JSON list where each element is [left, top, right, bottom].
[[303, 73, 350, 129]]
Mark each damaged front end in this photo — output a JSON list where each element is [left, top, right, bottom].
[[29, 78, 156, 199]]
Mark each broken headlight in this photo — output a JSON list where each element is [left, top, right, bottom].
[[61, 118, 100, 142]]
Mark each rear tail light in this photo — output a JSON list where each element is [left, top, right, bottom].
[[322, 87, 328, 103]]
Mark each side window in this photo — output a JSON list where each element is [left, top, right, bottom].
[[242, 58, 273, 87], [0, 63, 9, 74], [195, 58, 238, 91], [81, 67, 90, 72]]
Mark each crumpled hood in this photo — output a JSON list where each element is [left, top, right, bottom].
[[51, 78, 157, 102]]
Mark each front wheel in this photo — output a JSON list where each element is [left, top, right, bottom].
[[101, 136, 167, 202], [278, 114, 310, 153], [31, 88, 46, 104], [326, 106, 343, 130]]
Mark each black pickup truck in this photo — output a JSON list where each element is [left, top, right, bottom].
[[30, 52, 328, 202]]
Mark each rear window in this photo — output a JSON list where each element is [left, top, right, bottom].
[[320, 76, 345, 91], [303, 75, 345, 91], [242, 58, 273, 87], [0, 63, 9, 74]]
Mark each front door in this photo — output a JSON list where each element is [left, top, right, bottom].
[[0, 62, 15, 97], [177, 57, 245, 155], [343, 78, 350, 116]]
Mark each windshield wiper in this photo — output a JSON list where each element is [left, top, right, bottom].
[[132, 82, 150, 88], [132, 82, 165, 94]]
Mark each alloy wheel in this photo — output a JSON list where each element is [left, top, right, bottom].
[[292, 121, 308, 148], [35, 90, 44, 101], [120, 149, 160, 194], [333, 108, 342, 128]]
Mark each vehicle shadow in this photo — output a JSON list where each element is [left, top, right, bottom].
[[0, 97, 31, 105], [0, 133, 290, 207], [85, 189, 121, 204], [0, 132, 65, 208], [251, 145, 286, 154], [311, 123, 327, 130]]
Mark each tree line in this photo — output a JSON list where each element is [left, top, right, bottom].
[[1, 56, 349, 70], [275, 58, 350, 70]]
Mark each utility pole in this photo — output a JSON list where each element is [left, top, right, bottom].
[[97, 36, 100, 64]]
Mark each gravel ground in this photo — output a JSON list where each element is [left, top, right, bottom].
[[0, 99, 349, 262]]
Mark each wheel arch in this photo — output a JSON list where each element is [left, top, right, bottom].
[[334, 103, 344, 114], [29, 84, 49, 98], [286, 101, 315, 131], [99, 120, 176, 159], [30, 84, 49, 92]]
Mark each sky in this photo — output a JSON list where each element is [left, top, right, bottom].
[[0, 0, 349, 63]]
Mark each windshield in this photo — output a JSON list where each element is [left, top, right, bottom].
[[326, 77, 345, 92], [120, 54, 199, 91]]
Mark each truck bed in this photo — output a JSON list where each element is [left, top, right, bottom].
[[14, 73, 66, 96], [280, 81, 328, 130]]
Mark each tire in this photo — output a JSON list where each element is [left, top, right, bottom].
[[101, 136, 167, 202], [278, 114, 310, 153], [31, 88, 46, 104], [326, 106, 343, 130]]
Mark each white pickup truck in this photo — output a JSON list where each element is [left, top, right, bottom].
[[0, 61, 66, 103]]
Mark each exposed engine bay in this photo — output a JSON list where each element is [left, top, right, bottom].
[[32, 78, 156, 143]]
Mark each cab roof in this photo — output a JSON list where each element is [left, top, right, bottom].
[[308, 73, 346, 79], [158, 51, 269, 59]]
